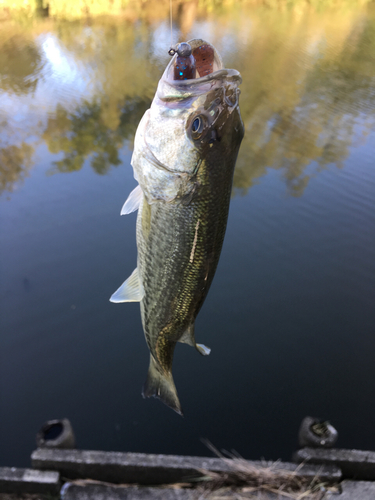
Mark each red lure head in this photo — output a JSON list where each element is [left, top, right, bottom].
[[169, 42, 215, 80]]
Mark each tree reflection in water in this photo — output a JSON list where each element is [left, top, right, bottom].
[[1, 2, 375, 195], [43, 98, 150, 175], [0, 143, 34, 194]]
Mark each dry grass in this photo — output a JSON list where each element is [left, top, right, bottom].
[[194, 442, 340, 499]]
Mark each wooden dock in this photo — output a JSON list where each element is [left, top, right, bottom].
[[1, 446, 375, 499]]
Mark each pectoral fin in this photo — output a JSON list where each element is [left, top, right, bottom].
[[109, 268, 144, 303], [142, 355, 183, 416], [121, 185, 143, 215], [179, 324, 211, 356]]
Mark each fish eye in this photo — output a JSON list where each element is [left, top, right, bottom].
[[190, 115, 206, 139], [192, 117, 201, 133]]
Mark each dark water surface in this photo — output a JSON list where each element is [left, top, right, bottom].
[[1, 3, 375, 467]]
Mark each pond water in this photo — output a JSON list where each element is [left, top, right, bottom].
[[1, 2, 375, 467]]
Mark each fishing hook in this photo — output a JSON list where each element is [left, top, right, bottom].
[[168, 43, 192, 57]]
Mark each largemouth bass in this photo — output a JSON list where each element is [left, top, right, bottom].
[[110, 39, 244, 415]]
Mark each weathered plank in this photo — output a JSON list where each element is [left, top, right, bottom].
[[31, 448, 341, 485], [0, 467, 60, 495], [324, 480, 375, 499], [294, 448, 375, 480]]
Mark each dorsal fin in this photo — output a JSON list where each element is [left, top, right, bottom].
[[179, 324, 195, 347], [196, 343, 211, 356], [179, 324, 211, 356]]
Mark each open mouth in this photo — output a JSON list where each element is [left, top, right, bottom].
[[158, 39, 241, 103], [166, 39, 224, 82]]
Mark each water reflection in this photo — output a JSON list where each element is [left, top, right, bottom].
[[1, 3, 375, 195], [0, 143, 34, 193], [0, 34, 43, 94], [43, 98, 150, 174], [230, 6, 375, 195]]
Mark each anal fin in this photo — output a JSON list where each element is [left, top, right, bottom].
[[110, 268, 144, 303]]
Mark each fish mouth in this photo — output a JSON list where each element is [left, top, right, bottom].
[[166, 39, 224, 81], [158, 39, 242, 100]]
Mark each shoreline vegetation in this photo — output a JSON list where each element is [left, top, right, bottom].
[[0, 0, 374, 21]]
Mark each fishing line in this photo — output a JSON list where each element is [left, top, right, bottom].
[[168, 0, 177, 56], [169, 0, 173, 50]]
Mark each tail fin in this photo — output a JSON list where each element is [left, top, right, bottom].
[[142, 355, 183, 416]]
